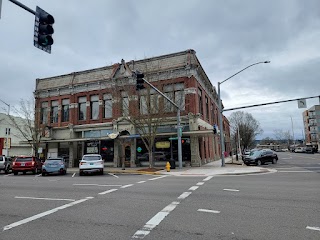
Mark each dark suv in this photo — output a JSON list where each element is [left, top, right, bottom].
[[12, 156, 42, 175], [0, 156, 12, 174], [243, 149, 278, 166]]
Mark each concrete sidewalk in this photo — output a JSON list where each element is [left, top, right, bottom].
[[67, 157, 276, 176]]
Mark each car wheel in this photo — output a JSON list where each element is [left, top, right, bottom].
[[272, 158, 277, 164], [33, 169, 37, 174], [13, 171, 18, 175], [5, 168, 9, 174], [42, 172, 46, 176], [79, 170, 83, 176], [100, 169, 104, 175], [23, 171, 26, 175], [256, 160, 262, 166]]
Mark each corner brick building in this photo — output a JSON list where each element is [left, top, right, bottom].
[[34, 49, 231, 167]]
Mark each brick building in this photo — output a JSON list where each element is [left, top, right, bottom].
[[34, 49, 231, 167]]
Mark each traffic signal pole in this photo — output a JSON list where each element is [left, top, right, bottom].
[[8, 0, 35, 15], [141, 77, 183, 169]]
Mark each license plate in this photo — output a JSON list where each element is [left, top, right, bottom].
[[21, 163, 25, 166], [90, 163, 94, 165], [49, 164, 58, 167]]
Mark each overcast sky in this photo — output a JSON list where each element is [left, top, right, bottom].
[[1, 0, 319, 140]]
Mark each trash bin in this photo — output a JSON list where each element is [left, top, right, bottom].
[[169, 160, 176, 169]]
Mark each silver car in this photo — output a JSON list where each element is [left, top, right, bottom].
[[0, 156, 12, 174]]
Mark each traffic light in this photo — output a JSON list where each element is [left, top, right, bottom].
[[213, 124, 217, 134], [34, 6, 54, 53], [133, 70, 145, 90]]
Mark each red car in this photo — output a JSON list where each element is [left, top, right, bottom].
[[12, 156, 43, 175]]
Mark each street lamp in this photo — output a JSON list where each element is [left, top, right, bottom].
[[218, 61, 270, 167], [0, 99, 11, 157]]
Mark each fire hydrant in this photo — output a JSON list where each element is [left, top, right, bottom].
[[166, 161, 171, 172]]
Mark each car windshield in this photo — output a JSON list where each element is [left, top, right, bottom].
[[83, 155, 101, 161], [250, 151, 261, 157], [46, 159, 63, 162], [15, 157, 33, 162]]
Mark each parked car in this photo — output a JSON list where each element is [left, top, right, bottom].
[[42, 157, 67, 176], [243, 149, 278, 166], [79, 154, 104, 176], [294, 147, 306, 153], [137, 152, 167, 162], [12, 156, 42, 175], [0, 156, 12, 174]]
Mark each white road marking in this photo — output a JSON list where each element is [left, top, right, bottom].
[[47, 179, 60, 182], [148, 176, 167, 181], [223, 189, 240, 192], [15, 196, 75, 202], [35, 174, 41, 177], [98, 189, 118, 195], [73, 184, 122, 187], [197, 209, 220, 214], [203, 176, 213, 181], [278, 171, 313, 173], [121, 184, 133, 188], [3, 197, 91, 231], [72, 173, 76, 177], [137, 181, 146, 183], [109, 173, 119, 178], [177, 192, 192, 199], [132, 201, 180, 239], [189, 186, 199, 191], [306, 226, 320, 231], [196, 182, 204, 186]]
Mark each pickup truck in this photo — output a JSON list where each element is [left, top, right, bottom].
[[0, 155, 12, 174]]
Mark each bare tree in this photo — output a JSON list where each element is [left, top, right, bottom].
[[229, 111, 263, 150], [273, 129, 292, 146], [108, 64, 184, 168], [7, 98, 42, 158]]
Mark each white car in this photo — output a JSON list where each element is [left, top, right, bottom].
[[79, 154, 104, 175]]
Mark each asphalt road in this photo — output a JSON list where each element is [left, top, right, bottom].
[[0, 152, 319, 240]]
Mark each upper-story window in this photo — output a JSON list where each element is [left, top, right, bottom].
[[163, 83, 185, 112], [198, 88, 203, 115], [40, 101, 48, 124], [50, 100, 59, 123], [121, 91, 129, 117], [78, 97, 87, 121], [205, 96, 209, 120], [140, 88, 158, 115], [61, 99, 70, 122], [103, 94, 112, 119], [90, 95, 99, 120]]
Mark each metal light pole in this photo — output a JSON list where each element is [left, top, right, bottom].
[[218, 61, 270, 167], [0, 99, 10, 157]]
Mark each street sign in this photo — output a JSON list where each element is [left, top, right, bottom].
[[297, 99, 307, 108], [169, 137, 178, 140]]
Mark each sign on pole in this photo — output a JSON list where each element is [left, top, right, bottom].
[[297, 99, 307, 108], [0, 0, 2, 19]]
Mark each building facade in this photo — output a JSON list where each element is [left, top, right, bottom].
[[303, 104, 320, 150], [34, 49, 231, 167], [0, 113, 32, 157]]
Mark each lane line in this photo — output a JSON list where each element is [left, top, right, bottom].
[[3, 197, 91, 231], [306, 226, 320, 231], [203, 176, 213, 181], [15, 196, 75, 202], [132, 201, 180, 239], [109, 173, 119, 178], [198, 209, 220, 214], [277, 171, 313, 173], [189, 186, 199, 191], [148, 176, 167, 181], [73, 184, 122, 187], [137, 181, 146, 183], [121, 184, 133, 189], [177, 192, 192, 199], [223, 189, 240, 192], [98, 189, 118, 195], [72, 173, 76, 177], [196, 182, 204, 186]]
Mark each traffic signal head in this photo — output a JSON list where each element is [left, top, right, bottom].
[[133, 70, 145, 91], [34, 6, 55, 53], [213, 124, 217, 134]]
